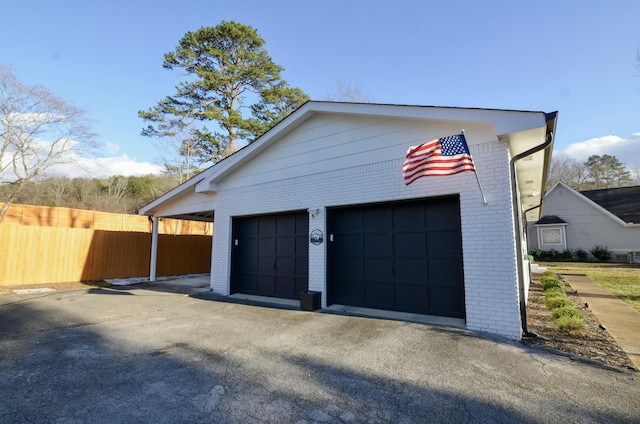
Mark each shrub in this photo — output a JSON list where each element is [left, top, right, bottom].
[[590, 245, 611, 262], [547, 249, 560, 260], [551, 307, 585, 321], [555, 316, 587, 332], [544, 286, 565, 297], [544, 296, 573, 309], [529, 249, 543, 261], [537, 272, 587, 332], [541, 277, 562, 291], [575, 248, 588, 261], [561, 249, 577, 261]]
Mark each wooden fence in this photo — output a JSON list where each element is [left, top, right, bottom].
[[0, 204, 213, 286]]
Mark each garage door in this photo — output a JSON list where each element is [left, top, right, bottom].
[[327, 196, 464, 318], [231, 212, 309, 300]]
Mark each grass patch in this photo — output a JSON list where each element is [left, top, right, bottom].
[[544, 296, 573, 309], [555, 315, 588, 332], [538, 273, 587, 333], [551, 306, 585, 320], [541, 262, 640, 312]]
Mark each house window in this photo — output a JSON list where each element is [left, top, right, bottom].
[[541, 228, 562, 245]]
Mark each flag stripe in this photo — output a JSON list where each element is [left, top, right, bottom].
[[402, 134, 476, 185]]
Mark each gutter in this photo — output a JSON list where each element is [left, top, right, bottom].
[[510, 112, 557, 338]]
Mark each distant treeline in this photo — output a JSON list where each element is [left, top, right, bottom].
[[5, 174, 181, 214]]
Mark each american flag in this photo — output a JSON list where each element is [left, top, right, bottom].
[[402, 134, 476, 185]]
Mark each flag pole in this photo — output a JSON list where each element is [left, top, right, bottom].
[[461, 129, 488, 205]]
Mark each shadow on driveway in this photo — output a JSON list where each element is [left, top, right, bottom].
[[1, 287, 638, 423]]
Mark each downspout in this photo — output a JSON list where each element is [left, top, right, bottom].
[[510, 112, 556, 338]]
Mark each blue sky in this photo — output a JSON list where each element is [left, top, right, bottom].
[[2, 0, 640, 178]]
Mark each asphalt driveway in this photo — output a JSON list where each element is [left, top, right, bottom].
[[1, 284, 638, 424]]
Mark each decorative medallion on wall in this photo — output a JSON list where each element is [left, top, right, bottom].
[[310, 229, 323, 245]]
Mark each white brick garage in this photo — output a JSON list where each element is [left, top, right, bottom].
[[138, 102, 557, 340]]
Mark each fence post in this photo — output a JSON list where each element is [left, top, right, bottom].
[[150, 216, 159, 281]]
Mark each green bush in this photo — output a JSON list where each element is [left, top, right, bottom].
[[529, 249, 543, 261], [541, 277, 562, 291], [590, 245, 611, 262], [561, 249, 577, 261], [544, 286, 565, 295], [555, 316, 587, 332], [551, 307, 585, 320], [544, 296, 573, 309], [537, 272, 587, 332], [547, 249, 560, 260], [575, 248, 588, 261]]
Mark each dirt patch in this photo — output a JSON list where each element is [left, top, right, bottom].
[[523, 276, 636, 370], [0, 281, 110, 296]]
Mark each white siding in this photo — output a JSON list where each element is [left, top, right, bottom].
[[198, 115, 522, 340], [541, 185, 640, 255]]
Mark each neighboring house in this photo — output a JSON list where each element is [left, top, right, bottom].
[[529, 181, 640, 262], [138, 101, 557, 340]]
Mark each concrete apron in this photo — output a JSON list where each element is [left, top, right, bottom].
[[561, 273, 640, 370]]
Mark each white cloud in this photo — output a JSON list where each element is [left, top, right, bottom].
[[45, 154, 163, 179], [105, 142, 120, 155], [556, 133, 640, 170]]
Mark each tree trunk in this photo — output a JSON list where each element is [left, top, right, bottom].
[[0, 201, 10, 223]]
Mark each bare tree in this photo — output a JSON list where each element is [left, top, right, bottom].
[[324, 79, 375, 103], [43, 177, 72, 206], [546, 154, 589, 191], [0, 65, 96, 222], [154, 135, 202, 184]]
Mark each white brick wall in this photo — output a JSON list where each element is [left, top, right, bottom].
[[207, 137, 523, 340]]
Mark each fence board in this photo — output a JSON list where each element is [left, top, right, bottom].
[[1, 204, 212, 286]]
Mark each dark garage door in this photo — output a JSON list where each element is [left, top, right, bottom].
[[231, 212, 309, 300], [327, 196, 464, 318]]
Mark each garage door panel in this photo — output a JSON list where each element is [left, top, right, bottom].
[[394, 233, 426, 256], [296, 257, 308, 275], [335, 210, 361, 232], [238, 219, 258, 237], [276, 257, 294, 276], [427, 258, 463, 284], [329, 196, 464, 318], [275, 276, 294, 297], [394, 258, 427, 282], [336, 280, 364, 303], [393, 204, 425, 230], [427, 232, 461, 255], [335, 234, 362, 256], [429, 287, 464, 317], [364, 233, 393, 256], [236, 274, 254, 293], [364, 208, 391, 231], [257, 275, 275, 294], [364, 258, 392, 281], [258, 238, 274, 255], [276, 236, 295, 256], [365, 282, 394, 307], [395, 285, 428, 312], [426, 201, 459, 229], [258, 256, 274, 274], [259, 217, 277, 236], [232, 212, 308, 300], [240, 238, 258, 255], [277, 215, 295, 234], [239, 255, 257, 273], [295, 235, 308, 254], [335, 257, 362, 279]]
